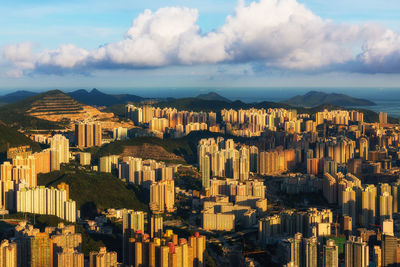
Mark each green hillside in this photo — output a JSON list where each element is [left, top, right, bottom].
[[0, 122, 41, 159], [37, 165, 148, 218], [282, 91, 375, 107]]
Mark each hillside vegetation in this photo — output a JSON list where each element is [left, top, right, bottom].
[[282, 91, 376, 107], [37, 165, 148, 218], [0, 122, 41, 159], [68, 88, 144, 106]]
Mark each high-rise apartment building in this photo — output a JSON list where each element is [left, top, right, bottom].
[[99, 155, 119, 173], [125, 230, 206, 267], [382, 235, 398, 266], [345, 236, 369, 267], [79, 152, 91, 166], [379, 191, 393, 223], [303, 236, 318, 267], [122, 210, 145, 265], [150, 180, 175, 213], [30, 233, 53, 267], [198, 138, 251, 181], [359, 138, 369, 160], [288, 233, 303, 267], [75, 122, 102, 148], [89, 247, 118, 267], [249, 146, 259, 173], [0, 155, 38, 188], [361, 185, 377, 227], [323, 173, 337, 204], [57, 248, 84, 267], [50, 224, 82, 266], [33, 149, 51, 174], [49, 134, 70, 171], [323, 239, 338, 267], [113, 127, 128, 140], [379, 112, 388, 124], [0, 239, 17, 267], [373, 246, 382, 267], [150, 215, 163, 238], [341, 187, 356, 226], [16, 186, 76, 222], [201, 155, 210, 190]]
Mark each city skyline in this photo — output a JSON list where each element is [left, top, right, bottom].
[[2, 1, 400, 266], [1, 0, 400, 90]]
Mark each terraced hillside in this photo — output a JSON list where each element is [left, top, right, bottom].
[[24, 90, 114, 125], [27, 91, 83, 115], [0, 90, 118, 130]]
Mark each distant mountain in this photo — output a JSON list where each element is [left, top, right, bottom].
[[0, 90, 38, 104], [281, 91, 376, 107], [68, 88, 144, 106], [195, 92, 231, 102]]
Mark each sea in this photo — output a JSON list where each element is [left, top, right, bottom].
[[351, 100, 400, 118]]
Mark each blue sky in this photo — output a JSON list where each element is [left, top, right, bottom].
[[1, 0, 400, 94]]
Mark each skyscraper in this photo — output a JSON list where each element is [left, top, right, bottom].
[[0, 240, 17, 267], [359, 138, 369, 160], [201, 155, 210, 190], [341, 187, 356, 226], [288, 233, 303, 267], [323, 239, 338, 267], [345, 236, 369, 267], [49, 135, 69, 163], [379, 191, 393, 223], [122, 210, 145, 265], [75, 122, 102, 148], [361, 185, 377, 227], [30, 233, 53, 267], [89, 247, 118, 267], [150, 180, 175, 213], [99, 155, 119, 173], [150, 215, 163, 238], [79, 152, 91, 166], [382, 235, 398, 267], [49, 134, 70, 171], [379, 112, 388, 124], [57, 248, 84, 267], [303, 236, 318, 267], [249, 145, 259, 172]]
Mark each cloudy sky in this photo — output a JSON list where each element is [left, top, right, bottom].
[[1, 0, 400, 93]]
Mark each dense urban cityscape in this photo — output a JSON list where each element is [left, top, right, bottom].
[[2, 0, 400, 266], [0, 88, 398, 266]]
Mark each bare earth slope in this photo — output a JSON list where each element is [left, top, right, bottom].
[[27, 91, 114, 122], [122, 143, 184, 162]]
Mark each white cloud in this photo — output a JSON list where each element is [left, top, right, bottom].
[[36, 44, 89, 68], [6, 69, 23, 78], [3, 42, 35, 69], [3, 0, 400, 75], [357, 29, 400, 72]]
